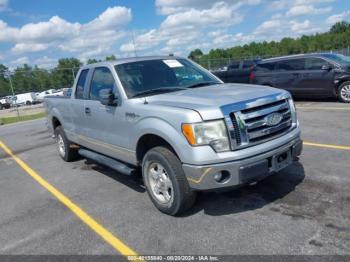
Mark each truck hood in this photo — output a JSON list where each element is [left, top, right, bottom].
[[146, 83, 289, 120]]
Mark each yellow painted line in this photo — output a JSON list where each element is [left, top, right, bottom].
[[304, 141, 350, 151], [297, 106, 350, 110], [0, 140, 139, 257]]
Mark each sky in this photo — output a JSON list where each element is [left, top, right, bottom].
[[0, 0, 349, 69]]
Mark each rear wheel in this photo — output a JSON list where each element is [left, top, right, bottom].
[[337, 82, 350, 103], [54, 126, 79, 162], [142, 146, 196, 216]]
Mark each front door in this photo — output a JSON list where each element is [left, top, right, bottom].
[[82, 66, 133, 163]]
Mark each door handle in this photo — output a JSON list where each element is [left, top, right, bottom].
[[85, 107, 91, 114]]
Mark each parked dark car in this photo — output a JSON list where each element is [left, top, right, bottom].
[[250, 53, 350, 102], [212, 59, 260, 84]]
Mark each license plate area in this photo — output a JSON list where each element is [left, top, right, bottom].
[[272, 149, 292, 171]]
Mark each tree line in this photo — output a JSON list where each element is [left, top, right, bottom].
[[189, 21, 350, 66], [0, 55, 117, 97]]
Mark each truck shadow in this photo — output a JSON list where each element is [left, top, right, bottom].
[[80, 158, 304, 217], [182, 162, 305, 217], [82, 160, 146, 193]]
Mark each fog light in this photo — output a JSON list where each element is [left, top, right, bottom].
[[214, 172, 222, 182]]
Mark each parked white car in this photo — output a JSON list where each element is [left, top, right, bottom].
[[37, 89, 64, 101]]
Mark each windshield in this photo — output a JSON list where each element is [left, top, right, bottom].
[[114, 58, 221, 98], [321, 53, 350, 64]]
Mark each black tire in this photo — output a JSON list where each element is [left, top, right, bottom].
[[54, 126, 79, 162], [142, 146, 196, 216], [337, 81, 350, 103]]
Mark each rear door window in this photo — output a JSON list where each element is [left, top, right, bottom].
[[228, 62, 240, 70], [277, 59, 305, 71], [242, 60, 255, 69], [75, 69, 89, 99], [256, 62, 275, 71]]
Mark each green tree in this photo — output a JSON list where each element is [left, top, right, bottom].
[[330, 21, 350, 34], [105, 55, 117, 61], [195, 21, 350, 68], [188, 49, 203, 60], [0, 64, 10, 97], [52, 58, 82, 88], [87, 58, 101, 64]]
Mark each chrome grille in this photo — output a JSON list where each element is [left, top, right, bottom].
[[228, 99, 294, 149]]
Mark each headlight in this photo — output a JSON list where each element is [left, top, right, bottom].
[[182, 120, 230, 152], [288, 97, 298, 124]]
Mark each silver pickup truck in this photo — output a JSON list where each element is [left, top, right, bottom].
[[45, 56, 302, 215]]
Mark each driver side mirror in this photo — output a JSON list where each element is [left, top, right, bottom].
[[321, 64, 332, 71], [99, 89, 118, 106]]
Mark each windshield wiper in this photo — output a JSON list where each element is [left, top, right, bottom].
[[185, 81, 220, 89], [132, 87, 186, 98]]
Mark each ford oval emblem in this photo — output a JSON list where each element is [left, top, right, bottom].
[[265, 112, 283, 126]]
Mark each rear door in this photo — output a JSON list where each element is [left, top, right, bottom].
[[69, 69, 90, 142], [274, 58, 305, 93], [297, 57, 335, 96]]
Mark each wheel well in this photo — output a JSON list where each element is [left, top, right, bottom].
[[336, 79, 350, 89], [52, 117, 61, 130], [136, 134, 177, 164]]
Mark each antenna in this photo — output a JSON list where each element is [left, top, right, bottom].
[[132, 30, 138, 57]]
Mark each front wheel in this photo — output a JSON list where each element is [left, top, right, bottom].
[[337, 82, 350, 103], [142, 146, 196, 216]]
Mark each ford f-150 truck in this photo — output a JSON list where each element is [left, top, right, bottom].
[[45, 56, 302, 215]]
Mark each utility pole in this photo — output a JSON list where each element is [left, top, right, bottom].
[[7, 71, 20, 119]]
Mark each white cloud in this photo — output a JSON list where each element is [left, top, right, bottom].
[[12, 43, 49, 54], [0, 20, 18, 42], [286, 5, 332, 17], [17, 16, 80, 43], [121, 1, 255, 55], [155, 0, 261, 15], [271, 0, 334, 10], [255, 19, 281, 34], [83, 6, 131, 32], [34, 56, 57, 69], [326, 11, 350, 25], [0, 6, 132, 62], [11, 56, 30, 66], [0, 0, 8, 11], [161, 2, 243, 29]]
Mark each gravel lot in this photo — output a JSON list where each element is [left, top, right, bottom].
[[0, 101, 349, 256]]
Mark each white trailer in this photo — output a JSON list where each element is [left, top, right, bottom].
[[14, 92, 37, 105]]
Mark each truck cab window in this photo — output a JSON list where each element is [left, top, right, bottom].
[[75, 69, 89, 99], [90, 67, 116, 101]]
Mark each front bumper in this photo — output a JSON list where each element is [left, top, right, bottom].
[[183, 136, 303, 190]]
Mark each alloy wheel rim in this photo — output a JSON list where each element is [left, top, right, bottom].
[[57, 134, 66, 157], [340, 85, 350, 101], [147, 162, 173, 205]]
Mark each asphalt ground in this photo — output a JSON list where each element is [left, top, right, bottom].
[[0, 101, 349, 257]]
